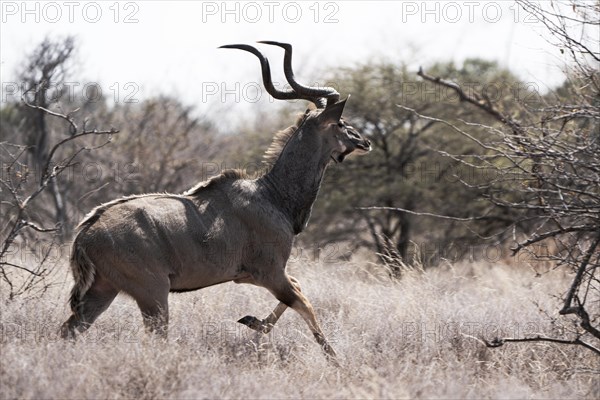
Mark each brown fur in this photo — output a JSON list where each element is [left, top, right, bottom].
[[60, 91, 370, 366], [184, 169, 246, 196]]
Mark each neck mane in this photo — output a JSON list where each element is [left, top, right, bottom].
[[260, 112, 330, 234], [262, 113, 304, 166]]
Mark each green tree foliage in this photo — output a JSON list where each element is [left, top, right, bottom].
[[302, 59, 534, 270]]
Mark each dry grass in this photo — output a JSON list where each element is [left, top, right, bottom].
[[1, 257, 598, 399]]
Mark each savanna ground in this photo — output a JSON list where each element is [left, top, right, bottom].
[[1, 254, 598, 399]]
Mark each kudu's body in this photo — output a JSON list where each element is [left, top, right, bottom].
[[60, 42, 371, 362]]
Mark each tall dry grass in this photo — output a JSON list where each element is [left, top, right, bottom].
[[1, 257, 598, 399]]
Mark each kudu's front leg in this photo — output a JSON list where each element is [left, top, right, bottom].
[[238, 276, 301, 334], [240, 276, 339, 366]]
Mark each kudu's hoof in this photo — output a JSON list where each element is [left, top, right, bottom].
[[238, 315, 271, 334]]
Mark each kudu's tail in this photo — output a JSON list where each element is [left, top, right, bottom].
[[68, 241, 96, 316]]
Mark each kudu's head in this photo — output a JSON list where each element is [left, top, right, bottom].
[[220, 41, 371, 164]]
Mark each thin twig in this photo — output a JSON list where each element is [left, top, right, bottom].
[[357, 206, 490, 222], [483, 335, 600, 356]]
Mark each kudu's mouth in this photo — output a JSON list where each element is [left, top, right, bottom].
[[331, 140, 372, 163], [354, 141, 372, 154]]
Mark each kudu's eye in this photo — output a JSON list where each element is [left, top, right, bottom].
[[337, 122, 344, 128]]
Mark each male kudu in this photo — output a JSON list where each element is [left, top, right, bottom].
[[60, 41, 371, 363]]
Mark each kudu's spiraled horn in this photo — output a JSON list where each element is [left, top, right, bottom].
[[219, 44, 298, 101], [219, 42, 339, 108], [258, 41, 340, 107]]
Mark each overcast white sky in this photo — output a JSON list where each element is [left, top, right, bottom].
[[0, 0, 584, 122]]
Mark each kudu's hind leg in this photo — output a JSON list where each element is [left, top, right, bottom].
[[132, 287, 169, 338], [238, 276, 301, 334], [238, 302, 288, 334], [60, 276, 119, 339]]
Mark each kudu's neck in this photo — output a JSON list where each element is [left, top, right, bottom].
[[261, 123, 330, 234]]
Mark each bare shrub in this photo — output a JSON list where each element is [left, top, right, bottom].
[[397, 0, 599, 353]]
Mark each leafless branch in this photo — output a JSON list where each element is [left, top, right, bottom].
[[357, 206, 488, 222], [483, 335, 600, 356], [416, 68, 524, 135], [1, 87, 119, 299]]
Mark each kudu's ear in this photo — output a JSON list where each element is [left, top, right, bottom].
[[318, 96, 348, 124]]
